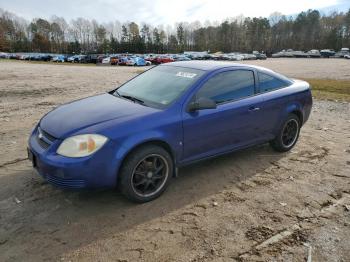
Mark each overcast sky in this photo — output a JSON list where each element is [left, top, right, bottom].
[[0, 0, 349, 25]]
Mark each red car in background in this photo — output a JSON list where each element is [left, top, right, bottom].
[[153, 55, 175, 64], [144, 54, 157, 64]]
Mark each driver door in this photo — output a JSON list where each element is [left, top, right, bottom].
[[181, 69, 265, 163]]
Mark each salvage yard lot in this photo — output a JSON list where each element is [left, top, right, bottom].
[[0, 59, 349, 261]]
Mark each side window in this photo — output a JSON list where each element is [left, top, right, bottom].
[[258, 72, 288, 93], [196, 70, 255, 104]]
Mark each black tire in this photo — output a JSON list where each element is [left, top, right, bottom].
[[118, 145, 173, 203], [270, 114, 301, 152]]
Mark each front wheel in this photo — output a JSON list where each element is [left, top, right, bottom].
[[119, 145, 173, 203], [270, 114, 300, 152]]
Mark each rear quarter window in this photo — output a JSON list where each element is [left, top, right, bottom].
[[258, 72, 289, 93]]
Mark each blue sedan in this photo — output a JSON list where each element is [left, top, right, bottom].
[[28, 61, 312, 202]]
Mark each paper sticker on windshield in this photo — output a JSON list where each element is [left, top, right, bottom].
[[176, 72, 197, 78]]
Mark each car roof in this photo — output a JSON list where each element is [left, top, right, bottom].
[[161, 60, 266, 72], [161, 60, 293, 83]]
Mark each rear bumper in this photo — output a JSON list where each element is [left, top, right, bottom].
[[303, 90, 313, 125]]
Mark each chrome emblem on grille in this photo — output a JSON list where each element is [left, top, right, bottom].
[[38, 130, 43, 139]]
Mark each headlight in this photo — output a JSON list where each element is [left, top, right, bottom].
[[57, 134, 108, 157]]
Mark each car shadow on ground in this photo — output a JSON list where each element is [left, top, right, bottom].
[[0, 143, 285, 261]]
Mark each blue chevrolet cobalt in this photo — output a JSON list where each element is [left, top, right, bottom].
[[28, 61, 312, 202]]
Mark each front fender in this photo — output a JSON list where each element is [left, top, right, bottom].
[[112, 130, 180, 181]]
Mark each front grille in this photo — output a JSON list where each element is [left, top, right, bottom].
[[46, 174, 86, 189], [36, 135, 50, 149], [36, 126, 57, 149], [39, 127, 56, 142]]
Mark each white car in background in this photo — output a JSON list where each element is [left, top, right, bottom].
[[0, 52, 8, 58], [227, 53, 244, 61], [102, 57, 111, 64]]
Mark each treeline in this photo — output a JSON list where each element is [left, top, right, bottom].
[[0, 8, 350, 54]]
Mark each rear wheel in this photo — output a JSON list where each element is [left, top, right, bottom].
[[270, 114, 300, 152], [119, 145, 173, 203]]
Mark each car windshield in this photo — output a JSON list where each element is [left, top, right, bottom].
[[113, 65, 204, 108]]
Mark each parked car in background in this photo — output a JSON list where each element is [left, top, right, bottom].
[[18, 54, 29, 60], [320, 49, 335, 58], [110, 56, 119, 65], [8, 53, 17, 59], [52, 55, 66, 62], [153, 55, 175, 64], [28, 61, 312, 202], [293, 51, 308, 58], [42, 54, 53, 61], [209, 54, 219, 60], [345, 54, 350, 59], [101, 55, 119, 65], [253, 51, 267, 60], [118, 57, 129, 66], [126, 57, 139, 66], [96, 55, 107, 64], [219, 54, 231, 60], [225, 53, 244, 61], [184, 51, 211, 60], [144, 54, 158, 64], [67, 55, 79, 63], [101, 56, 111, 64], [307, 49, 321, 58], [24, 53, 52, 61], [272, 49, 295, 58], [84, 54, 98, 64], [173, 54, 191, 61], [125, 56, 150, 66], [67, 55, 91, 63], [0, 52, 8, 58], [340, 47, 349, 53], [334, 48, 350, 58], [27, 54, 40, 61], [78, 55, 89, 63], [242, 53, 257, 60]]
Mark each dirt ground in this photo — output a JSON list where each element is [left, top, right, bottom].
[[0, 59, 349, 261]]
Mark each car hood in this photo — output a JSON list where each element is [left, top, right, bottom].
[[40, 93, 157, 138]]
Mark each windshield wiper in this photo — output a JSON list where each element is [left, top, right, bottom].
[[121, 95, 145, 104], [114, 90, 145, 105]]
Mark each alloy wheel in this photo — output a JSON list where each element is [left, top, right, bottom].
[[281, 119, 299, 147], [131, 154, 169, 198]]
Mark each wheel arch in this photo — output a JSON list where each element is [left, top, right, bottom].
[[116, 139, 177, 183], [285, 102, 304, 126], [290, 110, 303, 125]]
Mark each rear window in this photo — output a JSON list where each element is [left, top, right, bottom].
[[258, 72, 289, 93]]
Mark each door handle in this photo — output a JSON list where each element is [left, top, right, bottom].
[[248, 106, 260, 112]]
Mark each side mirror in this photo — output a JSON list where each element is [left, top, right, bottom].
[[188, 97, 217, 112]]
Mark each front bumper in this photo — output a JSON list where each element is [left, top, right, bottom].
[[28, 126, 120, 189]]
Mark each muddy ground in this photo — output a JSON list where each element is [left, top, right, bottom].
[[0, 59, 349, 261]]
